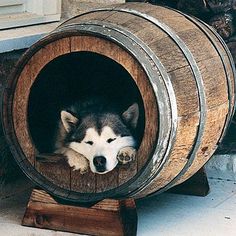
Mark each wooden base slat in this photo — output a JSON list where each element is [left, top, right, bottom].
[[22, 189, 137, 236]]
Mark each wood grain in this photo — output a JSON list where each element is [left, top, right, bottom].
[[176, 102, 229, 185], [71, 170, 96, 193], [22, 189, 137, 236], [136, 112, 200, 198], [12, 38, 71, 166], [36, 159, 71, 190]]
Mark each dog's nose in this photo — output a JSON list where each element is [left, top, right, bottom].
[[93, 156, 106, 172]]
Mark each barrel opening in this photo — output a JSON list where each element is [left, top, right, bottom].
[[28, 51, 145, 155]]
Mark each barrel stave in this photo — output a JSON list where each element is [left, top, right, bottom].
[[197, 57, 228, 108], [169, 67, 199, 115], [36, 161, 71, 190], [176, 103, 229, 185]]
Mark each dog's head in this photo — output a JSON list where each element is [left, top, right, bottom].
[[61, 104, 139, 174]]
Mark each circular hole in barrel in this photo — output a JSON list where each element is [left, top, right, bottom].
[[28, 51, 145, 178], [8, 33, 159, 200]]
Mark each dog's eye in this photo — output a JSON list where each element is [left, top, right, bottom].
[[107, 138, 116, 143], [85, 141, 93, 145]]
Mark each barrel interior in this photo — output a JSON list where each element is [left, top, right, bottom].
[[28, 51, 145, 154], [9, 34, 159, 199], [26, 49, 150, 194]]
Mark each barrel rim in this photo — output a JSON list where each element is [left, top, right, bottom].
[[2, 22, 172, 202]]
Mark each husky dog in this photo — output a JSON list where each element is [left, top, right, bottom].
[[53, 98, 139, 174]]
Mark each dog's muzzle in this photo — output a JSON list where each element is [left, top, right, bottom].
[[93, 156, 106, 173]]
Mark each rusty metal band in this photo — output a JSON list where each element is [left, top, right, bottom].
[[87, 7, 207, 197], [56, 22, 176, 200], [169, 7, 236, 144]]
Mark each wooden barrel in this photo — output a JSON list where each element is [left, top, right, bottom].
[[2, 3, 235, 202]]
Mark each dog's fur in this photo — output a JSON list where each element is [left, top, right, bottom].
[[53, 98, 139, 174]]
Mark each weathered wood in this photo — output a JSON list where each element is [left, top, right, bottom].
[[13, 38, 71, 167], [36, 153, 65, 163], [176, 103, 229, 184], [96, 169, 119, 193], [135, 112, 200, 198], [119, 161, 137, 186], [71, 170, 96, 194], [36, 159, 71, 190], [22, 189, 137, 236]]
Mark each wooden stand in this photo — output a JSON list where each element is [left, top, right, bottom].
[[22, 189, 137, 236], [169, 167, 210, 197], [22, 168, 209, 235]]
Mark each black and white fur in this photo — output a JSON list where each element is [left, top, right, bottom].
[[53, 99, 139, 174]]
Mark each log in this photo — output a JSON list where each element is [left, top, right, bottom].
[[177, 0, 236, 14], [207, 0, 236, 13], [209, 13, 235, 39]]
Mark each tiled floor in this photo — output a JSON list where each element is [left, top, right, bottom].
[[0, 177, 236, 236]]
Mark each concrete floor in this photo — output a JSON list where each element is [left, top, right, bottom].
[[137, 178, 236, 236], [1, 177, 236, 236]]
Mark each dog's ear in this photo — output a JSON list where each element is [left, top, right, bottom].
[[122, 103, 139, 129], [61, 110, 78, 132]]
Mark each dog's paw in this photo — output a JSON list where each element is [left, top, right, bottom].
[[72, 161, 89, 174], [117, 147, 136, 164], [65, 150, 89, 174], [71, 158, 89, 174]]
